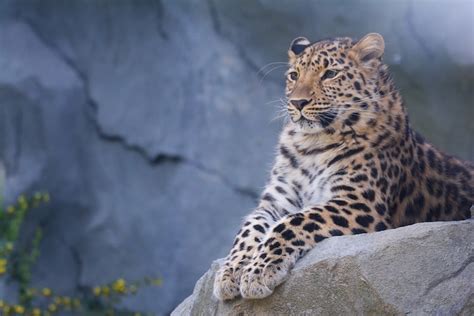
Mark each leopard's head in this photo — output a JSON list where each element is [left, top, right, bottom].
[[285, 33, 387, 133]]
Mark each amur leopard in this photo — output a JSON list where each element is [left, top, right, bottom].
[[213, 33, 474, 300]]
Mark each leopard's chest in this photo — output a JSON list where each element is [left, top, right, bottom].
[[287, 154, 337, 209]]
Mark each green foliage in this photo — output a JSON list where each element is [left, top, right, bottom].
[[0, 192, 161, 316]]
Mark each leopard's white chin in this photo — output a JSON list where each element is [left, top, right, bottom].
[[292, 117, 322, 132]]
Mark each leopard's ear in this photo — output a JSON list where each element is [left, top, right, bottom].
[[350, 33, 385, 64], [288, 37, 310, 62]]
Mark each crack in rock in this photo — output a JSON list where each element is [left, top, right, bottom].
[[91, 125, 259, 201], [423, 255, 474, 296], [20, 16, 260, 202], [154, 0, 169, 40]]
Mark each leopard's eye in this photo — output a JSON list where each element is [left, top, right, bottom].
[[322, 69, 339, 80], [288, 71, 298, 81]]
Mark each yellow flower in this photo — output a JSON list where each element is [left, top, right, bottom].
[[93, 286, 101, 296], [101, 286, 110, 296], [14, 305, 25, 314], [0, 259, 6, 275], [3, 305, 11, 313], [151, 278, 163, 286], [42, 288, 52, 297], [32, 308, 41, 316], [0, 258, 8, 275], [43, 193, 50, 202], [48, 303, 57, 312], [53, 296, 62, 305], [6, 206, 14, 214], [0, 300, 4, 308], [63, 296, 71, 307], [112, 278, 126, 294]]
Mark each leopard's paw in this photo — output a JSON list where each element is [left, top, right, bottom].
[[213, 263, 241, 301], [239, 257, 292, 299]]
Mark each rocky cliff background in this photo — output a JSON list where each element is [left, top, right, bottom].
[[0, 0, 473, 314]]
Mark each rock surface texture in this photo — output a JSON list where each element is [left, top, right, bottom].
[[173, 221, 474, 316], [0, 0, 473, 314]]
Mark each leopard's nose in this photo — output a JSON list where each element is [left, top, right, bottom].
[[290, 99, 311, 110]]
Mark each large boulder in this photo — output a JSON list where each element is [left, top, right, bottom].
[[172, 220, 474, 315]]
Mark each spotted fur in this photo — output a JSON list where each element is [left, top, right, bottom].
[[213, 33, 474, 300]]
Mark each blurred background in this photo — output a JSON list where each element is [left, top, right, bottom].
[[0, 0, 473, 314]]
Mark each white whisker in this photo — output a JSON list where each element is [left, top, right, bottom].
[[259, 65, 288, 85], [257, 62, 289, 77]]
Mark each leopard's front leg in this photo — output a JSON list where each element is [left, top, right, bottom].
[[239, 201, 391, 299], [213, 175, 302, 300], [213, 205, 287, 300]]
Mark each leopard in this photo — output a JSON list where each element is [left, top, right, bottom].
[[213, 33, 474, 301]]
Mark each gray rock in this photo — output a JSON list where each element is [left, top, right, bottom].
[[172, 220, 474, 316]]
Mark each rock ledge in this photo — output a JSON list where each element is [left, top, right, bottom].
[[172, 220, 474, 315]]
